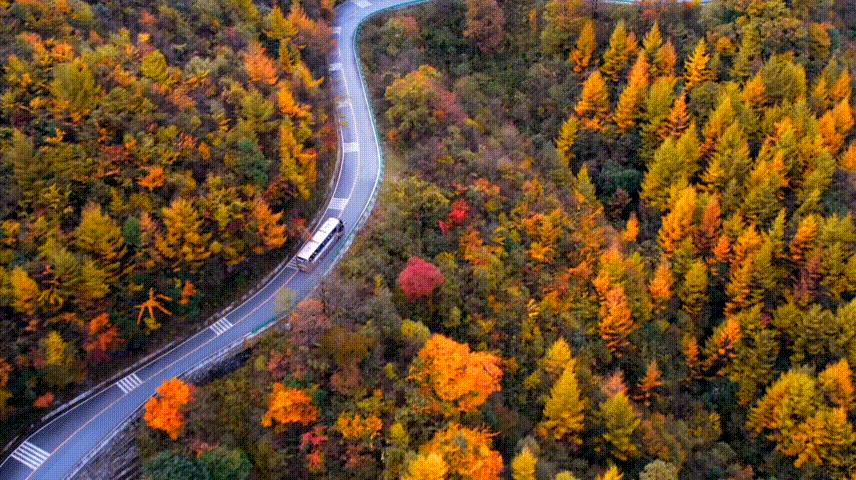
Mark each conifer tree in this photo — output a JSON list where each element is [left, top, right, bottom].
[[512, 448, 537, 480], [640, 76, 677, 160], [599, 285, 637, 355], [731, 24, 760, 81], [635, 360, 663, 406], [600, 392, 640, 461], [729, 306, 780, 406], [642, 22, 663, 65], [701, 96, 736, 156], [658, 94, 691, 139], [658, 186, 698, 253], [654, 41, 678, 78], [156, 198, 211, 273], [541, 337, 574, 378], [818, 359, 854, 411], [75, 203, 125, 277], [786, 407, 856, 469], [575, 71, 610, 131], [649, 259, 674, 313], [539, 359, 585, 445], [683, 39, 714, 92], [614, 53, 650, 132], [557, 116, 580, 165], [601, 21, 632, 82], [680, 260, 708, 326], [265, 6, 298, 40], [571, 20, 597, 73]]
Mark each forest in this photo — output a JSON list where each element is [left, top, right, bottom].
[[136, 0, 856, 478], [16, 0, 856, 477], [0, 0, 335, 444]]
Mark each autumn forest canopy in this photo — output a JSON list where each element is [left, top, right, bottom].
[[5, 0, 856, 478], [0, 0, 334, 444]]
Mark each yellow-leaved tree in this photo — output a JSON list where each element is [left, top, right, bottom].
[[538, 352, 585, 445], [575, 71, 610, 132]]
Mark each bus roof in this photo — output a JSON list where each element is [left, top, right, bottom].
[[296, 218, 342, 261]]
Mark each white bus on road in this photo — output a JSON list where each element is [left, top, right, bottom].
[[295, 217, 345, 272]]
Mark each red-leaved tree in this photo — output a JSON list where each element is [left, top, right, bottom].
[[439, 200, 470, 235], [398, 257, 445, 302]]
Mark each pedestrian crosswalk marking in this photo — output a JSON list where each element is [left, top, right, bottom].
[[116, 373, 143, 394], [11, 441, 50, 470], [210, 318, 233, 336], [329, 197, 349, 211]]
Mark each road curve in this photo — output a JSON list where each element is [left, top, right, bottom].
[[0, 0, 423, 477]]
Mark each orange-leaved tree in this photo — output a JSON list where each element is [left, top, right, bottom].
[[409, 334, 503, 414], [571, 19, 597, 73], [261, 383, 319, 431], [416, 422, 504, 480], [84, 313, 123, 364], [251, 198, 287, 254], [683, 38, 714, 92], [144, 378, 194, 441], [134, 288, 172, 332], [243, 42, 279, 85], [598, 285, 637, 356]]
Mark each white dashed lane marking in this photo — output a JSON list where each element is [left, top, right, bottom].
[[11, 442, 50, 470], [354, 0, 371, 7], [116, 373, 143, 394], [210, 318, 233, 336], [342, 142, 359, 153], [329, 62, 342, 72]]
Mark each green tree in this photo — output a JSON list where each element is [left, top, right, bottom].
[[599, 392, 640, 461], [39, 331, 83, 389], [541, 0, 584, 56], [75, 203, 125, 277], [50, 59, 99, 118], [200, 447, 252, 480], [144, 452, 210, 480], [385, 65, 444, 142]]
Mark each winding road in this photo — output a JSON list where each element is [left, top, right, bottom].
[[0, 0, 421, 477]]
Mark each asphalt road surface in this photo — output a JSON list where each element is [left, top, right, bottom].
[[0, 0, 422, 477]]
